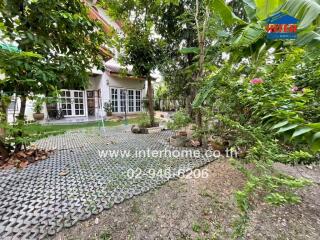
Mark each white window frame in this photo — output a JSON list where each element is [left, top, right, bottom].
[[110, 87, 143, 113], [59, 90, 87, 117]]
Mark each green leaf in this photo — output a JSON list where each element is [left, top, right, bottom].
[[193, 71, 221, 108], [312, 132, 320, 142], [277, 124, 299, 133], [296, 30, 320, 46], [272, 120, 289, 129], [307, 123, 320, 131], [243, 0, 257, 21], [292, 127, 313, 138], [255, 0, 285, 20], [262, 114, 273, 120], [233, 23, 266, 47], [179, 47, 200, 55], [210, 0, 246, 26], [281, 0, 320, 29], [311, 139, 320, 152]]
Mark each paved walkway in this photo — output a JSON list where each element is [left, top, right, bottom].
[[0, 126, 215, 239]]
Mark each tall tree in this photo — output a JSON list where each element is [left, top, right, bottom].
[[154, 0, 199, 117], [105, 0, 166, 126], [0, 0, 106, 152], [0, 0, 105, 119]]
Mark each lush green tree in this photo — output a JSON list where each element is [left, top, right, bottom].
[[155, 0, 243, 117], [190, 1, 320, 235], [105, 0, 168, 126], [0, 0, 106, 152], [154, 0, 198, 113], [232, 0, 320, 54], [0, 0, 105, 118]]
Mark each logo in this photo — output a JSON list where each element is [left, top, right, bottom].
[[265, 12, 299, 40]]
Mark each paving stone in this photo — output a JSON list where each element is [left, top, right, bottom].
[[0, 126, 216, 239]]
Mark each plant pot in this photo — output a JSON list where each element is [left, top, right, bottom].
[[107, 112, 112, 117], [170, 136, 188, 147], [33, 113, 44, 121]]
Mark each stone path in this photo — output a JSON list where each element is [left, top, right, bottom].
[[0, 126, 215, 240]]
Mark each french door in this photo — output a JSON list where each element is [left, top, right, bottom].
[[60, 90, 86, 117], [111, 88, 142, 113]]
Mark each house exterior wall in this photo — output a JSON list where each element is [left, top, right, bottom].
[[107, 74, 145, 90], [7, 95, 48, 123], [6, 73, 146, 123], [4, 4, 148, 123]]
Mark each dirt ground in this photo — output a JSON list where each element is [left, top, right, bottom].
[[53, 160, 320, 240]]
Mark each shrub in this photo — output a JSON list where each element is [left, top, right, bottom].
[[167, 109, 191, 132], [33, 97, 45, 114], [103, 101, 113, 114], [137, 112, 152, 128]]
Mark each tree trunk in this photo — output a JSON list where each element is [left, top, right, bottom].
[[186, 96, 192, 117], [17, 95, 27, 121], [194, 1, 210, 146], [0, 97, 9, 160], [0, 140, 9, 161], [147, 77, 155, 127], [15, 95, 27, 152]]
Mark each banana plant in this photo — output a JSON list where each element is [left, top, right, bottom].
[[233, 0, 320, 50]]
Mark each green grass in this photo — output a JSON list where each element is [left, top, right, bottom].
[[99, 231, 112, 240], [24, 118, 140, 136]]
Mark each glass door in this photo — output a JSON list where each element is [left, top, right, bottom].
[[128, 90, 135, 112], [60, 90, 86, 117], [73, 91, 85, 116], [111, 88, 119, 112], [135, 90, 141, 112], [60, 90, 73, 116], [120, 89, 126, 113]]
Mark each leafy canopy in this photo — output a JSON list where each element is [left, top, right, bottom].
[[0, 0, 106, 94]]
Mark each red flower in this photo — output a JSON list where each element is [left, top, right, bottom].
[[250, 78, 264, 85]]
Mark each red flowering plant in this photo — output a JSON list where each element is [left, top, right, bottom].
[[250, 78, 264, 85]]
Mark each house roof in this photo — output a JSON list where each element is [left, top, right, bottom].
[[105, 59, 133, 75], [105, 59, 156, 81], [265, 12, 299, 24]]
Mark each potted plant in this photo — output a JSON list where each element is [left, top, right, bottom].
[[167, 110, 191, 147], [33, 97, 45, 121], [104, 101, 113, 117]]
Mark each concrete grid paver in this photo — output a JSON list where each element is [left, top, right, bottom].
[[0, 126, 215, 239]]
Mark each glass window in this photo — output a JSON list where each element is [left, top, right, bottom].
[[135, 90, 141, 112], [120, 90, 126, 112], [111, 88, 118, 112], [128, 90, 134, 112]]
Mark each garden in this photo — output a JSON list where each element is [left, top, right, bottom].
[[1, 0, 320, 239]]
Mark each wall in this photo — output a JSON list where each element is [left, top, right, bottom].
[[107, 74, 145, 90], [7, 96, 48, 123]]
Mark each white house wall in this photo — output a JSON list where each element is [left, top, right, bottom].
[[7, 96, 48, 123], [107, 74, 145, 90]]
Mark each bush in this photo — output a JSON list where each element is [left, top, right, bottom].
[[167, 109, 191, 132], [137, 112, 152, 128], [103, 101, 113, 114]]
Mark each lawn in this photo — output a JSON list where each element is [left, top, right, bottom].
[[24, 118, 140, 137]]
